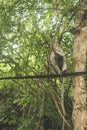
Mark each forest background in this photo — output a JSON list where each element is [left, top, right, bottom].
[[0, 0, 85, 130]]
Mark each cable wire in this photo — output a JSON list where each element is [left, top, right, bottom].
[[0, 71, 87, 80]]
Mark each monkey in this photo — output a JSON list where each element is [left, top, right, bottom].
[[50, 42, 67, 74], [49, 42, 67, 129]]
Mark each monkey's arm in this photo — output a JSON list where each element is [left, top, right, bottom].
[[62, 55, 67, 72]]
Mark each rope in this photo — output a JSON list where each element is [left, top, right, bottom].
[[0, 71, 87, 80]]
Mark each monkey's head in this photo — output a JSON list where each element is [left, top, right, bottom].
[[52, 42, 60, 51]]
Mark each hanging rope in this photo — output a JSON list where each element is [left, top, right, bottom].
[[0, 71, 87, 80]]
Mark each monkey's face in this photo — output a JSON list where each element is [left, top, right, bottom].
[[53, 43, 59, 51], [53, 42, 57, 47]]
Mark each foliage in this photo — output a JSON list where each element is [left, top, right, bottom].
[[0, 0, 79, 130]]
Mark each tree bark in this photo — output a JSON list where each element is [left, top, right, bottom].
[[72, 0, 87, 130]]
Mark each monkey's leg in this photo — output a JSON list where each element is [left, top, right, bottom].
[[50, 59, 61, 74]]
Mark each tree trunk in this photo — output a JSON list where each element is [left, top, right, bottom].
[[72, 0, 87, 130]]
